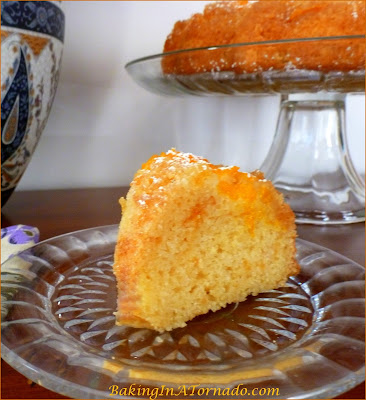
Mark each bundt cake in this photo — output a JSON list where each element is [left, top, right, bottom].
[[113, 149, 299, 332], [162, 0, 365, 75]]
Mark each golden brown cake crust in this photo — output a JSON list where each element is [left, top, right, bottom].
[[162, 0, 365, 74], [113, 149, 299, 332]]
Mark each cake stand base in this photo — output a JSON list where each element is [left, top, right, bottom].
[[261, 93, 365, 225]]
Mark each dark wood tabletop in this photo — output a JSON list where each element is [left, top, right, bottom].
[[1, 187, 365, 399]]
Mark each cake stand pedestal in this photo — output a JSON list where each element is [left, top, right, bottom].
[[260, 93, 365, 224]]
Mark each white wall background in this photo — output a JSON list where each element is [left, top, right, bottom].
[[17, 1, 365, 191]]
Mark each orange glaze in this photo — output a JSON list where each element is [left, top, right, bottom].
[[184, 196, 216, 225], [132, 149, 292, 233]]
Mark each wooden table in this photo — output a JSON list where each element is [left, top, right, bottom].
[[1, 188, 365, 399]]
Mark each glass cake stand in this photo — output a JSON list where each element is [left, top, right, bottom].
[[125, 36, 365, 224]]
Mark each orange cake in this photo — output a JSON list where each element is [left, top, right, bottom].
[[113, 149, 299, 332], [162, 0, 365, 75]]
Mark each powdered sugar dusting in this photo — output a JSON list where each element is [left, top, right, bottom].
[[166, 148, 210, 167], [131, 149, 272, 212], [352, 2, 359, 19], [132, 149, 212, 208]]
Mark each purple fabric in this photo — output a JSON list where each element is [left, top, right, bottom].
[[1, 225, 39, 245]]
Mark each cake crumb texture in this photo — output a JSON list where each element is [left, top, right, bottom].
[[113, 149, 299, 332]]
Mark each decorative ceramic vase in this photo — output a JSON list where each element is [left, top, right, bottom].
[[1, 1, 65, 206]]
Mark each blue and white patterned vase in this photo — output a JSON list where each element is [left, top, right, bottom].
[[1, 1, 65, 206]]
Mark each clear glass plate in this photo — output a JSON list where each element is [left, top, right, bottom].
[[125, 36, 365, 96], [1, 225, 365, 399]]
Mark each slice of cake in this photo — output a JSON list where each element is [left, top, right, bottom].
[[113, 149, 299, 332]]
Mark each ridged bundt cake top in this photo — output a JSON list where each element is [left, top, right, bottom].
[[162, 0, 365, 74]]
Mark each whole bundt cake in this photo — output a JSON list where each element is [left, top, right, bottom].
[[162, 0, 365, 75]]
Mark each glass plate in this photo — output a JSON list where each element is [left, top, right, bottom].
[[1, 225, 365, 399], [125, 36, 365, 96]]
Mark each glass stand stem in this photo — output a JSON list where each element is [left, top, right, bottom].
[[260, 93, 365, 224]]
